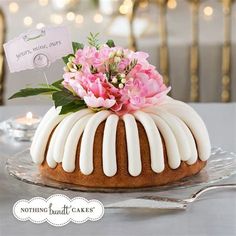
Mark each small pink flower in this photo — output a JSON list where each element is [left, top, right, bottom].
[[74, 46, 97, 65], [118, 58, 130, 72]]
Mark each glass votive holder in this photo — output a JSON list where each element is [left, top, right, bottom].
[[5, 112, 41, 141]]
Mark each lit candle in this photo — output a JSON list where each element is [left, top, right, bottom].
[[15, 112, 40, 126], [6, 112, 41, 141]]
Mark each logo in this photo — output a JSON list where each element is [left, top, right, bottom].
[[13, 194, 104, 226]]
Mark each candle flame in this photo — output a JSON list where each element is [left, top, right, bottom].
[[26, 112, 33, 119]]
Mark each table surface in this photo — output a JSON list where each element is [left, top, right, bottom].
[[0, 104, 236, 236]]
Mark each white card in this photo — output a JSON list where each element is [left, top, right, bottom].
[[3, 26, 73, 73]]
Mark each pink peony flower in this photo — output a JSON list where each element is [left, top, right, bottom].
[[63, 72, 118, 109], [116, 65, 170, 114], [62, 43, 170, 115]]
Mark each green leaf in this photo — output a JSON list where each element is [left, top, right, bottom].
[[52, 79, 64, 89], [87, 32, 100, 49], [62, 53, 74, 64], [72, 42, 84, 53], [59, 101, 87, 115], [106, 39, 115, 48], [52, 90, 79, 108], [8, 77, 88, 116], [38, 83, 62, 91], [9, 87, 59, 100]]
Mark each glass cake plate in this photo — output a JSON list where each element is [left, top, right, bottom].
[[6, 147, 236, 193]]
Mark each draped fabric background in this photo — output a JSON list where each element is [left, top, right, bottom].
[[1, 0, 236, 105]]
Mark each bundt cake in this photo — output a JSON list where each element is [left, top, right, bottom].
[[9, 34, 211, 189], [30, 96, 211, 188]]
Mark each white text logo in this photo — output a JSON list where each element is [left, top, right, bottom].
[[13, 194, 104, 226]]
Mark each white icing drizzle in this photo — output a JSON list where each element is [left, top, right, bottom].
[[46, 109, 93, 168], [62, 114, 94, 172], [175, 116, 198, 165], [31, 107, 67, 164], [79, 110, 111, 175], [53, 109, 93, 163], [46, 123, 61, 168], [151, 108, 192, 162], [122, 114, 142, 176], [159, 102, 211, 161], [134, 111, 164, 173], [102, 114, 119, 177], [30, 106, 57, 155], [150, 114, 181, 169], [31, 97, 211, 177]]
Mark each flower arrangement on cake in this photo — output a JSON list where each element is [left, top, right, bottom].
[[10, 33, 211, 188], [10, 33, 170, 116]]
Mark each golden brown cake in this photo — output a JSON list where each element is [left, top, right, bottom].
[[31, 97, 211, 189]]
